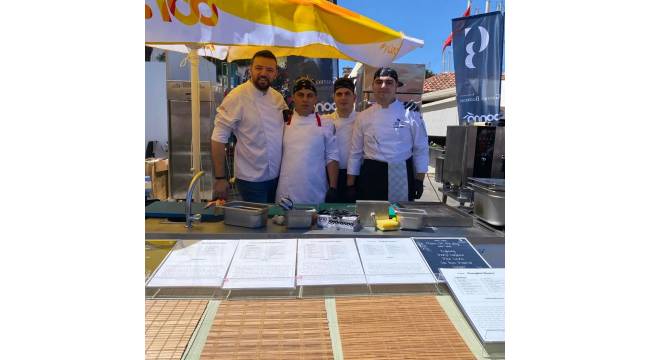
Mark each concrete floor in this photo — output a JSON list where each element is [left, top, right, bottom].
[[418, 169, 461, 207]]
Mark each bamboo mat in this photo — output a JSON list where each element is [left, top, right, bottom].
[[335, 296, 475, 360], [200, 299, 333, 359], [145, 299, 208, 360]]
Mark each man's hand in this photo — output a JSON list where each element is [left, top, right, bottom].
[[346, 185, 357, 202], [325, 187, 338, 203], [213, 178, 229, 201], [403, 100, 421, 112], [413, 179, 424, 199]]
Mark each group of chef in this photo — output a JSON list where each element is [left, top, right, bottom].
[[210, 50, 429, 205]]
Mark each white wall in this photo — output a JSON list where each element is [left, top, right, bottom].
[[145, 62, 168, 158], [421, 79, 506, 137], [422, 97, 459, 137]]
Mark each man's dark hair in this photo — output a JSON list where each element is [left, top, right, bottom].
[[251, 50, 277, 64]]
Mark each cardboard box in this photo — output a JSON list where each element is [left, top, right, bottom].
[[146, 158, 169, 200]]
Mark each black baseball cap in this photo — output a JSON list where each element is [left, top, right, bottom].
[[333, 77, 355, 92], [373, 67, 404, 87], [292, 77, 317, 94]]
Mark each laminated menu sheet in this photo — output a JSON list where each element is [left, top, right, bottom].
[[414, 237, 491, 280], [296, 238, 366, 286], [440, 268, 505, 343], [356, 238, 436, 284], [146, 240, 239, 287], [223, 238, 297, 289]]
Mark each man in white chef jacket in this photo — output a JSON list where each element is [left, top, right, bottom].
[[275, 77, 340, 205], [211, 50, 288, 203], [322, 77, 358, 203], [346, 67, 429, 202]]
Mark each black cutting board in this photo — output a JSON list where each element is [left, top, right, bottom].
[[145, 201, 223, 221]]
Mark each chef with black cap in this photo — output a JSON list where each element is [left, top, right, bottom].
[[322, 77, 358, 202], [346, 67, 429, 202], [275, 77, 340, 205]]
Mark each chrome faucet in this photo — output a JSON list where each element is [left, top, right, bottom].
[[185, 171, 205, 228]]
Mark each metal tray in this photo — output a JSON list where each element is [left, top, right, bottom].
[[394, 207, 427, 230], [355, 200, 390, 227], [216, 201, 269, 228], [396, 202, 474, 227], [285, 207, 316, 229]]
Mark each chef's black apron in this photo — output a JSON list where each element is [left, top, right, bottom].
[[357, 157, 416, 201]]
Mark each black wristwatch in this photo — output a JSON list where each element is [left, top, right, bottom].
[[214, 176, 227, 180]]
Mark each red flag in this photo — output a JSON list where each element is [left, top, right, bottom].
[[442, 4, 472, 53]]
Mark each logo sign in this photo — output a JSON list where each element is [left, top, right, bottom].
[[452, 12, 504, 125], [146, 0, 220, 27]]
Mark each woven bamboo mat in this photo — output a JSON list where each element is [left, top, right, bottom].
[[335, 296, 474, 360], [200, 299, 333, 359], [145, 299, 208, 360]]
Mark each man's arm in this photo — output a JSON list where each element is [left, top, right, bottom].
[[210, 92, 242, 200], [410, 113, 429, 181], [210, 140, 230, 200], [326, 160, 339, 188], [323, 119, 340, 189], [346, 112, 365, 186]]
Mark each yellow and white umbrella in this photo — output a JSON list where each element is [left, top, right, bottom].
[[145, 0, 424, 179]]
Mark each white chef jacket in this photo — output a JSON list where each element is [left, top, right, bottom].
[[275, 112, 339, 205], [347, 100, 429, 176], [322, 110, 357, 170], [211, 80, 288, 182]]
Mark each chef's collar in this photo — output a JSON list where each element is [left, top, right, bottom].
[[248, 80, 267, 96]]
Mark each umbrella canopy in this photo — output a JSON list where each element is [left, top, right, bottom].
[[145, 0, 424, 194], [146, 0, 423, 66]]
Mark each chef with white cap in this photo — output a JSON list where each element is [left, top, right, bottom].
[[275, 77, 340, 205], [346, 67, 429, 202]]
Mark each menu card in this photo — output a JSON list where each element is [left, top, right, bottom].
[[297, 238, 366, 286], [147, 240, 239, 287], [356, 238, 436, 284], [440, 268, 505, 343], [223, 239, 297, 289], [414, 237, 491, 280]]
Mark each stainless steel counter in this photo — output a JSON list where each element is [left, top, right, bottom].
[[145, 214, 505, 267]]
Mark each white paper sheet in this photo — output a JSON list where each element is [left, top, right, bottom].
[[223, 238, 297, 289], [440, 268, 505, 343], [356, 238, 436, 284], [296, 238, 366, 286], [147, 240, 239, 287]]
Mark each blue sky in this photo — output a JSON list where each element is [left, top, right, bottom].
[[336, 0, 503, 75]]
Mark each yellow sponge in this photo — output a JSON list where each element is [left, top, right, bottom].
[[376, 218, 400, 231]]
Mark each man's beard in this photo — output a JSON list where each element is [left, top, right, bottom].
[[253, 75, 271, 91]]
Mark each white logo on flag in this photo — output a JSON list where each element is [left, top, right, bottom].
[[464, 26, 490, 69]]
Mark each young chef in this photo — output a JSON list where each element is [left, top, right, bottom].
[[275, 77, 340, 205], [322, 77, 358, 203], [210, 50, 288, 203], [346, 67, 429, 202]]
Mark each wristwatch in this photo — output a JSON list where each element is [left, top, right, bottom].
[[214, 176, 226, 180]]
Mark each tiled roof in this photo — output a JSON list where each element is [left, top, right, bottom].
[[422, 73, 505, 93], [423, 73, 456, 92]]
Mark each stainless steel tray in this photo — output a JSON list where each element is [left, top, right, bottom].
[[396, 202, 474, 227], [355, 200, 390, 227], [285, 207, 316, 229], [216, 201, 269, 228]]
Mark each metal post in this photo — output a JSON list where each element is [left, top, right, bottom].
[[188, 45, 202, 199]]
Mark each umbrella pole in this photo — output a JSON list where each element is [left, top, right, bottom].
[[188, 45, 202, 200]]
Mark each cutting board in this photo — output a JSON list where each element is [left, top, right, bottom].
[[145, 201, 223, 221]]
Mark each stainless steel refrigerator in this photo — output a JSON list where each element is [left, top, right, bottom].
[[167, 80, 216, 200]]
